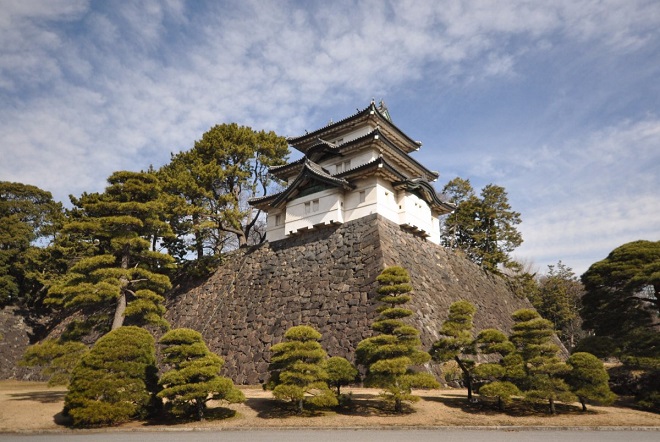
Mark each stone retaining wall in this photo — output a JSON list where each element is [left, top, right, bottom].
[[165, 214, 533, 384], [0, 307, 40, 380]]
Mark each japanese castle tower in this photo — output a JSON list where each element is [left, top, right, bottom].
[[249, 101, 454, 244]]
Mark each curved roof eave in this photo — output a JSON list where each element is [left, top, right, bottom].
[[270, 160, 353, 208], [287, 102, 421, 153], [393, 178, 455, 213]]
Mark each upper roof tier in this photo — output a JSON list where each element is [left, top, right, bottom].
[[273, 127, 439, 182], [287, 101, 422, 155]]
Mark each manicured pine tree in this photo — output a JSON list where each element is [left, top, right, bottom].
[[20, 339, 89, 386], [356, 266, 439, 413], [46, 171, 174, 332], [431, 300, 477, 401], [325, 356, 359, 396], [158, 328, 245, 420], [566, 352, 616, 411], [509, 309, 575, 414], [267, 325, 338, 413], [473, 328, 521, 410], [64, 326, 159, 427]]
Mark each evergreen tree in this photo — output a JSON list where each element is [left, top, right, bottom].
[[529, 261, 585, 350], [46, 171, 174, 332], [0, 182, 63, 307], [472, 328, 522, 410], [158, 328, 244, 420], [581, 240, 659, 355], [20, 339, 89, 386], [566, 352, 616, 411], [478, 381, 522, 411], [325, 356, 359, 396], [64, 326, 159, 427], [510, 309, 575, 414], [267, 325, 337, 412], [159, 123, 288, 256], [356, 266, 439, 413], [431, 301, 477, 401], [441, 178, 522, 272]]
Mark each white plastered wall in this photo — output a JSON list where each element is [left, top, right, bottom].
[[284, 188, 344, 235]]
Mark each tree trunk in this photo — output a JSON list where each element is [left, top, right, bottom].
[[454, 356, 473, 401], [394, 398, 402, 413], [298, 398, 304, 413], [498, 396, 504, 411], [580, 397, 587, 412], [237, 231, 247, 248], [112, 244, 130, 330], [549, 397, 556, 414], [111, 292, 126, 330], [193, 214, 204, 260], [197, 400, 205, 421]]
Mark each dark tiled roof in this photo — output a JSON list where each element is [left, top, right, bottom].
[[249, 159, 352, 209], [287, 101, 421, 153]]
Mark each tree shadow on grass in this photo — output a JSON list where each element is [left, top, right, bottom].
[[333, 392, 415, 417], [9, 390, 66, 404], [245, 397, 325, 419], [53, 411, 72, 427], [145, 407, 237, 426], [421, 393, 595, 417]]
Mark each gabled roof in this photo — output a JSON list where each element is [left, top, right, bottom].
[[393, 178, 455, 215], [271, 128, 438, 182], [287, 101, 422, 155], [249, 159, 353, 210], [336, 156, 408, 182]]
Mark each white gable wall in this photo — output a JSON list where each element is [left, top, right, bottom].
[[284, 188, 344, 235], [398, 191, 439, 244], [265, 209, 286, 242]]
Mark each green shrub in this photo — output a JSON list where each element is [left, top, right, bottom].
[[64, 326, 159, 427]]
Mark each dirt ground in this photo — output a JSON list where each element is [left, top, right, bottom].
[[1, 381, 659, 433]]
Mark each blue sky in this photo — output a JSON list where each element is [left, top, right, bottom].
[[1, 0, 659, 276]]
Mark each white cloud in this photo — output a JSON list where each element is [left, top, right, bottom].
[[511, 118, 660, 274], [0, 0, 659, 273]]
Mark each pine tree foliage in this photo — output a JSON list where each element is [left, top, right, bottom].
[[267, 325, 338, 412], [159, 123, 288, 256], [441, 178, 522, 272], [476, 329, 527, 384], [566, 352, 616, 411], [64, 326, 159, 427], [431, 301, 477, 401], [478, 381, 521, 411], [45, 171, 174, 332], [510, 309, 575, 414], [581, 240, 660, 353], [325, 356, 359, 396], [0, 182, 63, 306], [356, 266, 439, 412], [529, 261, 585, 351], [473, 327, 523, 401], [20, 339, 89, 386], [158, 328, 244, 420]]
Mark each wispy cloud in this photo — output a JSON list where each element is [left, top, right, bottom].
[[1, 0, 658, 273]]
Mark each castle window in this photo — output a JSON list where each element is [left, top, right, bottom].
[[359, 191, 366, 203], [312, 199, 319, 212], [305, 202, 311, 214], [344, 160, 351, 170], [336, 164, 342, 174], [275, 214, 281, 226]]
